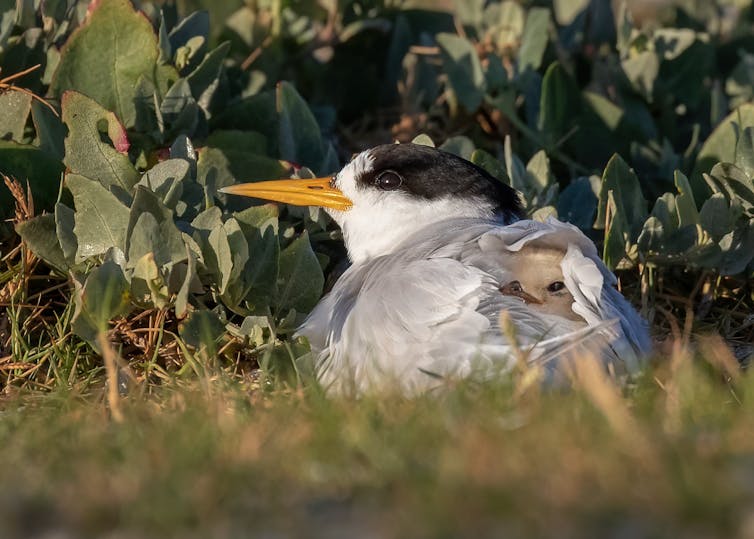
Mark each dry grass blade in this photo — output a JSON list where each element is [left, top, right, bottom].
[[1, 175, 37, 303], [570, 354, 659, 470], [3, 174, 35, 224], [698, 334, 742, 383], [0, 64, 59, 117], [96, 332, 124, 422]]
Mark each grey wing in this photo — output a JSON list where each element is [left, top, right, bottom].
[[300, 218, 651, 395], [299, 253, 519, 395], [471, 218, 651, 371]]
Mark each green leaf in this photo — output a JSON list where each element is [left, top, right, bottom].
[[67, 174, 130, 262], [583, 92, 624, 132], [234, 205, 280, 312], [439, 136, 475, 159], [170, 134, 197, 170], [734, 126, 754, 179], [168, 10, 209, 72], [138, 159, 190, 209], [484, 54, 509, 93], [160, 78, 200, 137], [595, 154, 647, 238], [55, 202, 77, 263], [700, 194, 735, 241], [650, 193, 678, 231], [411, 134, 435, 147], [175, 247, 198, 318], [213, 92, 278, 146], [603, 190, 632, 269], [130, 252, 170, 309], [0, 140, 64, 218], [704, 163, 754, 211], [61, 91, 139, 192], [126, 212, 180, 270], [15, 214, 68, 272], [538, 62, 581, 141], [192, 206, 223, 232], [201, 129, 284, 188], [222, 217, 250, 289], [518, 7, 550, 72], [179, 309, 225, 353], [276, 81, 330, 174], [718, 222, 754, 275], [656, 31, 713, 108], [553, 0, 589, 25], [637, 216, 665, 254], [557, 177, 598, 230], [208, 223, 233, 294], [198, 147, 286, 195], [525, 151, 552, 195], [0, 2, 13, 51], [673, 171, 699, 228], [621, 51, 659, 103], [471, 149, 508, 184], [504, 135, 527, 197], [186, 41, 230, 113], [157, 9, 171, 63], [31, 100, 66, 160], [73, 260, 131, 338], [50, 0, 159, 127], [436, 33, 485, 112], [276, 231, 324, 314], [126, 187, 187, 267], [494, 1, 525, 51], [693, 103, 754, 199], [205, 130, 268, 155], [0, 90, 32, 141]]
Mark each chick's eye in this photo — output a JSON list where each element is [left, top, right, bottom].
[[547, 281, 566, 293], [375, 170, 403, 190]]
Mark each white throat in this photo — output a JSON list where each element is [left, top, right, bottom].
[[324, 150, 500, 264]]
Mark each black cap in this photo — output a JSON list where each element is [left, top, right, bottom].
[[355, 143, 524, 220]]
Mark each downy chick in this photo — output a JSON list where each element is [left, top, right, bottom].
[[499, 245, 586, 323]]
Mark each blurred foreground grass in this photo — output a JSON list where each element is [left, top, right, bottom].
[[2, 341, 754, 539]]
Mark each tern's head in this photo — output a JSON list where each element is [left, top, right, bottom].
[[499, 246, 585, 323], [221, 143, 524, 263]]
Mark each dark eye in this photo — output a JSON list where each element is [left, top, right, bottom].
[[375, 170, 403, 190], [547, 281, 566, 293]]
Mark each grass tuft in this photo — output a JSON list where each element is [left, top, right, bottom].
[[0, 340, 751, 537]]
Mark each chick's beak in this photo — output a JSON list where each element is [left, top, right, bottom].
[[219, 177, 352, 211], [499, 282, 543, 305]]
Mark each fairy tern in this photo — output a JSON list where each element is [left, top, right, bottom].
[[221, 143, 651, 394]]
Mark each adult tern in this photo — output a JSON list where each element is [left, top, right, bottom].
[[222, 143, 651, 394]]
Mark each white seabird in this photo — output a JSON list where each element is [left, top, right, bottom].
[[222, 143, 651, 394]]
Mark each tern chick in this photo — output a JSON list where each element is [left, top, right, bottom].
[[499, 246, 586, 323]]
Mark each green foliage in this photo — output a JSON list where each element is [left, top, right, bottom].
[[1, 0, 754, 386], [50, 0, 161, 127]]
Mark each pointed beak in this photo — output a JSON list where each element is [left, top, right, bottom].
[[219, 177, 352, 211], [499, 283, 543, 305]]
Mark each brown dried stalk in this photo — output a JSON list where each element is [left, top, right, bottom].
[[0, 64, 59, 117]]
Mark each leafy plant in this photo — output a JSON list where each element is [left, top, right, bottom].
[[0, 0, 753, 390]]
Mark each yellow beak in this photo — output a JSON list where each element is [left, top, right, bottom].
[[220, 177, 352, 211]]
